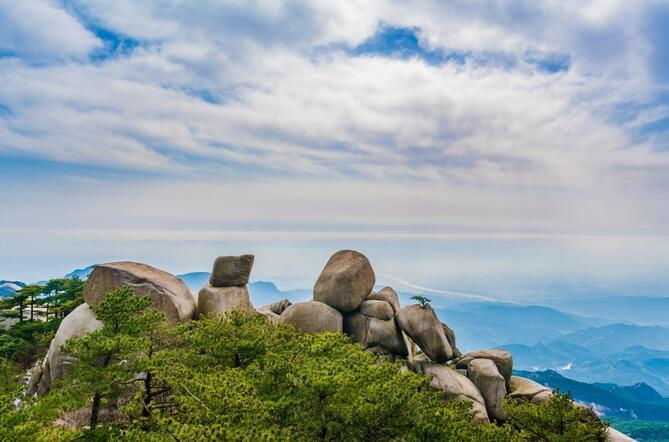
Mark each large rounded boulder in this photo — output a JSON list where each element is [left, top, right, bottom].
[[396, 304, 453, 362], [29, 303, 102, 395], [84, 262, 196, 324], [280, 301, 343, 334], [313, 250, 375, 312]]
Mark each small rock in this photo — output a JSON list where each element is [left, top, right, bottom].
[[256, 299, 291, 322], [396, 304, 453, 362], [467, 358, 507, 422], [258, 299, 291, 315], [209, 255, 254, 287], [412, 353, 431, 363], [531, 390, 553, 405], [313, 250, 375, 312], [413, 360, 489, 424], [508, 376, 552, 402], [280, 301, 343, 334], [457, 349, 513, 386], [367, 287, 401, 313], [198, 284, 253, 318], [359, 300, 394, 320]]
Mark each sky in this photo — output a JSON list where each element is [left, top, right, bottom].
[[1, 1, 669, 296]]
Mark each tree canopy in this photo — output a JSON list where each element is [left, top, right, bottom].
[[0, 287, 607, 441]]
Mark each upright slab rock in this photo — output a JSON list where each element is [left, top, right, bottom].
[[84, 262, 196, 324], [413, 360, 489, 424], [30, 303, 102, 395], [467, 358, 507, 422], [281, 301, 343, 334], [441, 322, 461, 358], [209, 255, 254, 287], [396, 304, 453, 362], [198, 284, 253, 317], [313, 250, 375, 312]]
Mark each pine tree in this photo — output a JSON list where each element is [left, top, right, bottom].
[[63, 287, 163, 428]]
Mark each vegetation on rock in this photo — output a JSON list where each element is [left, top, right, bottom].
[[0, 287, 609, 441]]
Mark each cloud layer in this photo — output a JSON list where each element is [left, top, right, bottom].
[[1, 0, 669, 239]]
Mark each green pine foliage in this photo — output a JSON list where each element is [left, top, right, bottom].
[[0, 286, 609, 441], [504, 392, 607, 441], [0, 277, 85, 366]]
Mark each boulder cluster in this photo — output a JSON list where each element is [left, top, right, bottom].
[[254, 249, 545, 425], [26, 250, 630, 440]]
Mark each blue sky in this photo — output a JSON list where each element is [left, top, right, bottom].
[[1, 1, 669, 291]]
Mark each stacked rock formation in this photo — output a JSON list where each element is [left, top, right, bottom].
[[268, 249, 544, 425], [197, 255, 255, 317]]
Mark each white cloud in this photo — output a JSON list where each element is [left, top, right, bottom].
[[0, 0, 101, 59]]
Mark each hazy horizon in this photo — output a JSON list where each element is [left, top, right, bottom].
[[2, 1, 669, 303]]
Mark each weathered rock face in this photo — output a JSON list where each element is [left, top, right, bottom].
[[31, 303, 102, 395], [209, 255, 254, 287], [367, 317, 408, 355], [605, 427, 636, 442], [343, 311, 408, 356], [441, 322, 461, 358], [396, 304, 453, 362], [413, 361, 489, 424], [508, 376, 552, 402], [367, 287, 401, 313], [467, 358, 507, 422], [531, 390, 553, 405], [256, 299, 291, 322], [84, 262, 196, 324], [359, 300, 394, 320], [313, 250, 375, 312], [457, 350, 513, 386], [198, 284, 253, 318], [256, 299, 291, 323], [280, 301, 343, 334]]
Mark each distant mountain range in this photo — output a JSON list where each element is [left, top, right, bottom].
[[0, 280, 25, 297], [63, 265, 96, 280], [547, 296, 669, 327], [515, 369, 669, 422]]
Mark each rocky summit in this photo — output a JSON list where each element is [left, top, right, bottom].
[[31, 249, 627, 440]]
